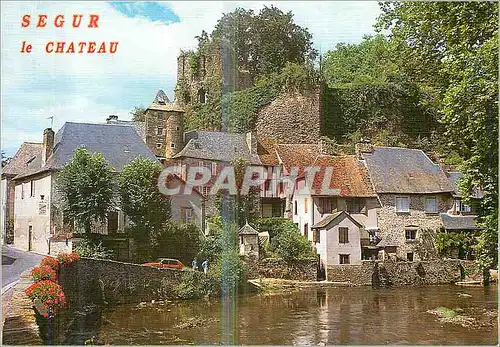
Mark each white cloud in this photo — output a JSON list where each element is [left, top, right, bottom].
[[1, 1, 380, 156]]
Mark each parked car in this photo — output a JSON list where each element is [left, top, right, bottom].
[[143, 258, 184, 270]]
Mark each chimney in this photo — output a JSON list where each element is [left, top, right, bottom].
[[42, 128, 54, 166], [355, 139, 373, 159], [246, 131, 257, 154], [106, 115, 118, 123]]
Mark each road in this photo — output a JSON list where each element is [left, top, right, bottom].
[[2, 245, 44, 288]]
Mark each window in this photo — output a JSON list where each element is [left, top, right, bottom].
[[264, 179, 271, 192], [21, 183, 24, 199], [198, 89, 207, 104], [407, 252, 414, 261], [313, 229, 320, 243], [180, 207, 194, 223], [318, 198, 336, 214], [405, 228, 417, 241], [304, 224, 308, 239], [339, 227, 349, 243], [157, 127, 164, 136], [395, 196, 410, 213], [339, 254, 350, 264], [157, 113, 164, 120], [346, 198, 364, 214], [30, 180, 35, 197], [199, 161, 212, 173], [156, 143, 162, 149], [455, 200, 472, 213], [425, 197, 438, 213], [304, 198, 308, 213], [202, 186, 211, 196], [272, 203, 282, 217], [294, 200, 297, 215], [211, 162, 217, 175], [170, 143, 176, 148]]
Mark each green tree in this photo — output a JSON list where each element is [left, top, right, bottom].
[[57, 148, 115, 234], [377, 2, 498, 271], [119, 157, 171, 261], [270, 225, 315, 263], [153, 222, 203, 264], [131, 106, 146, 122], [211, 5, 318, 77]]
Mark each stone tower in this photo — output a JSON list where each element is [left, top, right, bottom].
[[145, 90, 185, 159]]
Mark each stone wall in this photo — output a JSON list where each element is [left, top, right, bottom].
[[377, 193, 453, 260], [255, 90, 322, 145], [326, 262, 373, 285], [327, 259, 475, 286], [58, 258, 199, 306], [257, 258, 317, 281]]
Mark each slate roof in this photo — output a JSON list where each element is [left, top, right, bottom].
[[238, 222, 259, 235], [113, 120, 146, 141], [362, 147, 454, 194], [376, 234, 399, 247], [440, 213, 484, 230], [308, 155, 377, 197], [147, 89, 184, 112], [2, 142, 42, 177], [173, 131, 261, 164], [311, 211, 362, 229], [14, 122, 157, 179]]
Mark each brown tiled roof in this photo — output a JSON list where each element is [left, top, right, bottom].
[[309, 155, 376, 197], [275, 144, 320, 171], [257, 138, 279, 166], [2, 142, 43, 177]]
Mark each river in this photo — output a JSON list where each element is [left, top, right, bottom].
[[91, 285, 497, 345]]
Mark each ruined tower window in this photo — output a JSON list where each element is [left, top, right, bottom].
[[157, 127, 164, 136], [198, 89, 207, 104], [184, 91, 191, 103], [156, 143, 162, 149], [176, 126, 180, 131]]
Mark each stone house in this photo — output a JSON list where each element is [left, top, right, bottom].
[[291, 154, 379, 264], [360, 145, 455, 261], [11, 122, 157, 255], [1, 142, 43, 244], [163, 173, 206, 233], [169, 130, 262, 218]]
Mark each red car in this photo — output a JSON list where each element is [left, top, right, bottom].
[[143, 258, 184, 270]]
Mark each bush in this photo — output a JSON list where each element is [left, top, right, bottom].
[[270, 228, 315, 263], [31, 265, 57, 282], [250, 217, 298, 239], [56, 252, 81, 266], [74, 239, 114, 259], [152, 222, 203, 264], [40, 256, 59, 271], [24, 280, 66, 314]]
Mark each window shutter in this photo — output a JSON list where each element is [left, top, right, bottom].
[[211, 162, 217, 175], [180, 207, 185, 220]]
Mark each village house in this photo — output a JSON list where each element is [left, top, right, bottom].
[[360, 145, 456, 261], [2, 142, 43, 244], [11, 122, 158, 255], [289, 153, 379, 268]]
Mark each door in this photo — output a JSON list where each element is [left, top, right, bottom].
[[28, 225, 33, 251]]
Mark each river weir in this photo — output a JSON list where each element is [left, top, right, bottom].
[[83, 285, 498, 345]]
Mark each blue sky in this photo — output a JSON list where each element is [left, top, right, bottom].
[[1, 1, 381, 157]]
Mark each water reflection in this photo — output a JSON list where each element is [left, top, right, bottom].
[[96, 285, 497, 345]]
